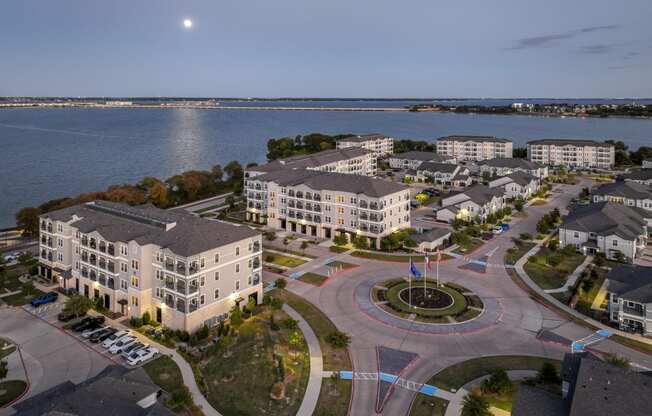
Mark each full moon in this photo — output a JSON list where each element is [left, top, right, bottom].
[[183, 19, 193, 28]]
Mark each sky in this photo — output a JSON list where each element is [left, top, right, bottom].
[[1, 0, 651, 98]]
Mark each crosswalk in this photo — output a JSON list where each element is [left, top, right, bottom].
[[336, 371, 439, 396]]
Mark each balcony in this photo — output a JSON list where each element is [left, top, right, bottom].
[[41, 236, 46, 244], [313, 194, 321, 201], [90, 271, 97, 281], [81, 268, 89, 278], [188, 284, 199, 295], [189, 303, 198, 313], [89, 239, 97, 250], [165, 279, 175, 290], [176, 282, 187, 294], [41, 222, 47, 231], [98, 259, 106, 270], [99, 242, 106, 253], [369, 202, 379, 210], [47, 253, 53, 261], [360, 212, 369, 220], [176, 262, 186, 275], [313, 205, 321, 212], [253, 258, 261, 269], [622, 305, 645, 317], [99, 274, 107, 286], [107, 262, 115, 273], [165, 296, 175, 308], [288, 200, 296, 208], [305, 193, 312, 200], [107, 244, 115, 256], [253, 241, 261, 252], [189, 263, 198, 275], [47, 238, 53, 248], [81, 237, 88, 247], [359, 200, 368, 209], [253, 273, 261, 285], [89, 255, 97, 266], [47, 225, 53, 233], [296, 191, 304, 198], [176, 300, 186, 313], [108, 278, 115, 290], [314, 215, 321, 223], [165, 261, 175, 272], [81, 253, 89, 262], [40, 250, 46, 259], [296, 202, 304, 210]]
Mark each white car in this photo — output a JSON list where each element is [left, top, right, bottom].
[[492, 226, 503, 235], [108, 335, 137, 354], [101, 329, 131, 349], [127, 347, 159, 366], [120, 342, 147, 358], [82, 326, 108, 339]]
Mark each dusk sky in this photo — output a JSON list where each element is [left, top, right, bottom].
[[2, 0, 650, 98]]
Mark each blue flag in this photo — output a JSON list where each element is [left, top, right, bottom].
[[410, 260, 422, 278]]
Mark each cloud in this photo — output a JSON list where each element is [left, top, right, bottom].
[[579, 44, 617, 54], [508, 25, 621, 50], [623, 51, 640, 59]]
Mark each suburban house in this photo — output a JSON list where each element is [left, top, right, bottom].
[[619, 170, 652, 186], [591, 181, 652, 211], [411, 228, 452, 252], [245, 147, 377, 178], [478, 157, 549, 179], [558, 202, 650, 262], [643, 159, 652, 169], [406, 162, 471, 188], [436, 135, 513, 161], [526, 139, 615, 169], [39, 201, 263, 332], [488, 171, 540, 199], [436, 184, 506, 223], [245, 169, 411, 249], [335, 133, 394, 157], [606, 264, 652, 334], [388, 151, 455, 170]]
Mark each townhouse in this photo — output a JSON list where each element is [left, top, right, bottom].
[[591, 181, 652, 211], [408, 162, 472, 189], [644, 159, 652, 169], [606, 264, 652, 335], [245, 169, 410, 249], [388, 151, 455, 170], [436, 135, 513, 161], [246, 147, 377, 178], [526, 139, 615, 169], [477, 157, 549, 179], [619, 169, 652, 186], [39, 200, 263, 332], [436, 184, 506, 223], [488, 171, 540, 199], [335, 134, 394, 157], [558, 202, 650, 262]]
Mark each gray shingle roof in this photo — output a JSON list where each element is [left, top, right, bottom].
[[527, 139, 613, 147], [417, 161, 458, 174], [253, 169, 408, 198], [450, 183, 504, 206], [251, 147, 373, 173], [619, 170, 652, 182], [506, 171, 537, 187], [391, 151, 444, 162], [607, 264, 652, 303], [512, 384, 567, 416], [42, 201, 259, 257], [592, 181, 652, 200], [412, 228, 452, 243], [479, 157, 542, 170], [437, 135, 511, 143], [562, 202, 648, 240]]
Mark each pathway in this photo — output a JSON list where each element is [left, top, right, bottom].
[[545, 255, 593, 294]]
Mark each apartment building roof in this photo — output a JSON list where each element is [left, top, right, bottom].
[[506, 171, 538, 187], [437, 135, 512, 143], [251, 147, 373, 173], [390, 151, 443, 162], [14, 365, 174, 416], [478, 157, 543, 170], [606, 264, 652, 303], [561, 202, 648, 240], [511, 384, 566, 416], [338, 133, 388, 143], [253, 169, 408, 198], [593, 181, 652, 200], [527, 139, 613, 147], [417, 161, 458, 174], [42, 200, 259, 257]]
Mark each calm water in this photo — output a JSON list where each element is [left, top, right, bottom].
[[1, 105, 651, 228]]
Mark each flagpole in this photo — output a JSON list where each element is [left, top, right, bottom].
[[437, 250, 440, 288], [424, 255, 427, 297], [408, 257, 412, 308]]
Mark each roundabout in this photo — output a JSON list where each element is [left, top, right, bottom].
[[397, 286, 454, 310]]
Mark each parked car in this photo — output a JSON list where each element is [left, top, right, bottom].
[[82, 326, 109, 339], [89, 327, 116, 343], [126, 347, 159, 366], [57, 310, 86, 322], [30, 291, 59, 307], [424, 188, 440, 196], [410, 200, 421, 208], [500, 223, 510, 232], [492, 226, 503, 235], [109, 336, 137, 354], [72, 316, 105, 333], [482, 233, 494, 241], [121, 342, 147, 358], [102, 330, 131, 349]]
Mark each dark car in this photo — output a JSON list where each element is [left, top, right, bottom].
[[425, 188, 440, 196], [89, 327, 116, 343], [57, 310, 86, 322], [72, 316, 105, 332], [30, 291, 59, 307], [482, 233, 494, 241]]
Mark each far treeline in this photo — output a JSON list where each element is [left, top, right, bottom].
[[15, 160, 249, 237]]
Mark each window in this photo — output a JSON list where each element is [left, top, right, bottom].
[[131, 260, 139, 271], [248, 259, 252, 268], [74, 262, 79, 270], [214, 253, 219, 263], [58, 239, 63, 247], [337, 207, 344, 214], [155, 269, 163, 280], [75, 231, 80, 239], [200, 294, 205, 305], [200, 258, 205, 268], [248, 242, 253, 251], [235, 246, 240, 256], [58, 253, 63, 262], [156, 252, 163, 262], [573, 232, 579, 238], [214, 271, 220, 281], [75, 246, 79, 254], [336, 195, 344, 203], [131, 296, 138, 306], [337, 218, 344, 225], [214, 289, 220, 300], [57, 224, 63, 232], [120, 279, 127, 290], [120, 245, 128, 256], [612, 240, 618, 246], [155, 288, 161, 298], [235, 264, 240, 273], [131, 276, 139, 287], [248, 275, 252, 285], [200, 275, 205, 286], [120, 263, 128, 273], [235, 280, 240, 291]]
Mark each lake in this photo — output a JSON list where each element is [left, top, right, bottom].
[[1, 105, 651, 228]]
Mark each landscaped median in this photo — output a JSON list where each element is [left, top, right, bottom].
[[350, 251, 452, 263], [523, 246, 585, 290], [143, 355, 204, 415]]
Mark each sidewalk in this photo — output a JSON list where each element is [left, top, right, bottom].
[[545, 255, 593, 294]]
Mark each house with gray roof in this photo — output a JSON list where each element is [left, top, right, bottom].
[[411, 227, 452, 252], [436, 184, 506, 223], [643, 159, 652, 170], [478, 157, 549, 179], [489, 171, 540, 199], [388, 151, 455, 170], [558, 202, 650, 262], [406, 162, 471, 189], [618, 169, 652, 185], [606, 264, 652, 334], [336, 133, 394, 157], [592, 181, 652, 211], [39, 201, 263, 332]]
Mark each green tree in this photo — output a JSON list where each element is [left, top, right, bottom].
[[0, 359, 7, 381], [514, 198, 524, 212], [326, 331, 351, 348], [481, 369, 513, 395], [22, 281, 35, 296], [462, 392, 490, 416], [224, 160, 244, 183], [142, 311, 151, 326], [16, 207, 41, 237], [300, 240, 309, 254], [537, 362, 560, 384], [333, 234, 348, 246], [64, 294, 93, 316], [229, 305, 243, 327], [288, 330, 303, 356], [352, 236, 369, 250], [275, 278, 287, 289], [415, 193, 429, 204]]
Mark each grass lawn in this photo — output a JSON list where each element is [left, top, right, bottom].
[[1, 264, 31, 293], [427, 355, 561, 391], [143, 355, 203, 415], [530, 198, 548, 206], [329, 245, 349, 253], [264, 251, 307, 268], [1, 288, 46, 306], [410, 395, 449, 416], [453, 238, 484, 255], [486, 385, 518, 412], [504, 242, 536, 265], [575, 267, 607, 316], [524, 248, 585, 290], [384, 282, 468, 318], [0, 380, 28, 407], [199, 307, 309, 416], [350, 251, 452, 263], [298, 272, 328, 286], [272, 289, 351, 372], [314, 378, 352, 416]]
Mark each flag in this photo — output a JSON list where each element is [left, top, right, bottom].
[[410, 259, 422, 278], [425, 255, 434, 271], [436, 248, 442, 263]]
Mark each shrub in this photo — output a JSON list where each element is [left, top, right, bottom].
[[605, 353, 630, 369], [561, 245, 577, 256], [229, 306, 243, 327], [270, 297, 284, 311], [594, 253, 606, 267], [195, 324, 210, 341], [326, 330, 350, 348], [142, 311, 151, 326], [282, 318, 298, 330], [481, 369, 513, 395], [519, 233, 532, 241], [547, 254, 562, 267], [514, 198, 525, 212], [264, 231, 277, 241], [537, 362, 560, 384], [275, 278, 287, 289], [352, 236, 369, 250], [130, 316, 143, 328], [333, 234, 348, 246], [168, 385, 193, 409], [548, 239, 559, 251], [266, 254, 275, 262], [462, 392, 490, 416]]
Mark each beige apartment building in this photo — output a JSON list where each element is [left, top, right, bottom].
[[336, 134, 394, 157], [245, 169, 410, 248], [39, 201, 262, 333], [436, 135, 513, 161], [246, 147, 377, 178], [526, 139, 615, 169]]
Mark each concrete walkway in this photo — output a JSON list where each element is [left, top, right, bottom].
[[545, 255, 593, 294], [283, 304, 323, 416]]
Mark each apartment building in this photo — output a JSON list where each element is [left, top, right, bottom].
[[38, 201, 262, 332], [526, 139, 615, 169], [477, 157, 549, 179], [489, 171, 540, 199], [246, 148, 376, 178], [336, 134, 394, 157], [436, 184, 506, 223], [606, 264, 652, 335], [387, 151, 455, 170], [436, 135, 513, 161], [558, 202, 649, 262], [592, 181, 652, 211], [245, 169, 410, 248]]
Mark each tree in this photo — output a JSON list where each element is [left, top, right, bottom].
[[537, 362, 560, 384], [224, 161, 244, 183], [352, 236, 369, 250], [275, 278, 287, 289], [210, 164, 223, 183], [229, 305, 243, 326], [415, 193, 429, 204], [142, 311, 151, 326], [16, 207, 41, 237], [514, 198, 524, 212], [481, 171, 491, 183], [461, 392, 490, 416], [0, 359, 7, 381], [148, 181, 169, 208], [282, 318, 298, 330], [326, 331, 351, 348], [22, 281, 35, 296], [548, 239, 559, 251], [333, 234, 348, 246], [300, 240, 309, 254], [481, 369, 513, 395], [513, 147, 528, 159], [64, 294, 93, 316], [288, 330, 303, 356]]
